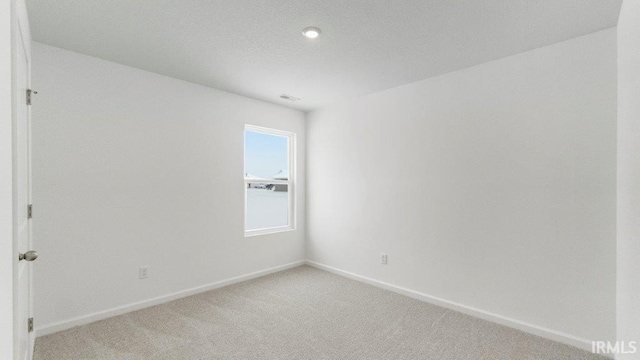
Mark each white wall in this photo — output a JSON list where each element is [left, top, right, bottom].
[[307, 29, 617, 346], [0, 1, 14, 357], [617, 1, 640, 358], [31, 43, 306, 331]]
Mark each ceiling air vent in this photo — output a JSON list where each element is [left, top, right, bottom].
[[280, 94, 301, 102]]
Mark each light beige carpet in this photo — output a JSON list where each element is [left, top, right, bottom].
[[34, 265, 606, 360]]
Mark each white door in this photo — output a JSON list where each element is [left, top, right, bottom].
[[13, 1, 34, 359]]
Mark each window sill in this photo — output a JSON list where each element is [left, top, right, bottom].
[[244, 226, 295, 237]]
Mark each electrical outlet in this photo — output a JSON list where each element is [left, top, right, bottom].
[[380, 253, 388, 265], [139, 266, 149, 279]]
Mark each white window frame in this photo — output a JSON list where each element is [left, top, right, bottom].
[[244, 124, 296, 237]]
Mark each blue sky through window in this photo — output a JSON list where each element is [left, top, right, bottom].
[[244, 130, 288, 179]]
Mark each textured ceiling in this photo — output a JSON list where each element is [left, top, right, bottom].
[[26, 0, 622, 111]]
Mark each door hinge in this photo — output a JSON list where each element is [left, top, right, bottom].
[[28, 318, 33, 333], [28, 204, 33, 219], [26, 89, 37, 106]]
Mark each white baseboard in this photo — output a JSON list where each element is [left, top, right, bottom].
[[35, 260, 305, 337], [304, 260, 600, 355]]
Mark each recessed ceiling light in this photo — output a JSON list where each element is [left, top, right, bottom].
[[302, 27, 321, 39]]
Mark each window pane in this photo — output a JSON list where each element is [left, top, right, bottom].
[[244, 131, 288, 180], [246, 183, 289, 230], [244, 129, 290, 232]]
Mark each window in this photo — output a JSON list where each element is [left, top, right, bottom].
[[244, 125, 295, 236]]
